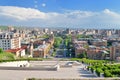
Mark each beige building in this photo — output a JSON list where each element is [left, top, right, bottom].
[[8, 26, 14, 32], [33, 43, 51, 58], [110, 43, 120, 61], [87, 46, 109, 60], [74, 41, 88, 57], [91, 39, 107, 47]]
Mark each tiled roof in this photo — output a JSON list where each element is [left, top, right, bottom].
[[5, 48, 24, 53], [21, 45, 27, 49]]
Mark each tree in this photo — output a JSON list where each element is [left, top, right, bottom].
[[77, 52, 87, 58], [0, 48, 3, 53], [96, 68, 103, 76], [104, 70, 113, 77], [53, 37, 63, 48]]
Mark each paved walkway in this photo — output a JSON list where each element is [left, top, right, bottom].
[[78, 64, 97, 78], [0, 61, 96, 80]]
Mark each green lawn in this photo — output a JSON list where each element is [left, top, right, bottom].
[[0, 52, 15, 60]]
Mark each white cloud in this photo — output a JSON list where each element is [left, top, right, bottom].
[[0, 6, 120, 28], [41, 3, 46, 7], [0, 6, 46, 20], [103, 9, 120, 17]]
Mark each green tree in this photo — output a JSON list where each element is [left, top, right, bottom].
[[0, 48, 3, 53], [96, 68, 103, 76], [54, 37, 63, 48], [77, 52, 87, 58], [104, 70, 113, 77]]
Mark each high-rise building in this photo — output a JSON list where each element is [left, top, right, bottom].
[[43, 28, 48, 33], [66, 28, 71, 34], [0, 32, 21, 50], [106, 30, 112, 36]]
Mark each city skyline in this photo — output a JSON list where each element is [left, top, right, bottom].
[[0, 0, 120, 28]]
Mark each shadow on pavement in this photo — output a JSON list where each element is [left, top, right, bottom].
[[78, 68, 97, 78]]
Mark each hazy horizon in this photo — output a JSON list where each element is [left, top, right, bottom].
[[0, 0, 120, 29]]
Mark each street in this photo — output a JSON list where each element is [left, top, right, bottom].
[[56, 40, 67, 58]]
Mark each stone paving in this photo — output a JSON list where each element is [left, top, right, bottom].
[[0, 61, 96, 80]]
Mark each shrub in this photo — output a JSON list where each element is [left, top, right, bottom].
[[0, 52, 15, 60], [0, 48, 3, 53], [111, 69, 120, 75], [96, 68, 103, 77], [91, 67, 95, 73], [104, 70, 113, 77]]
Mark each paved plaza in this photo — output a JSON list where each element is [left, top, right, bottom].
[[0, 61, 96, 80]]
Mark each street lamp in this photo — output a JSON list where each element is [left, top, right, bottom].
[[69, 49, 71, 58]]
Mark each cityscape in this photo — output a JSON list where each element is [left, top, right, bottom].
[[0, 0, 120, 80]]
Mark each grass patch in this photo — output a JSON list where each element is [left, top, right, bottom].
[[0, 52, 15, 60]]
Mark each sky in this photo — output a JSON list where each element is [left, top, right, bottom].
[[0, 0, 120, 28]]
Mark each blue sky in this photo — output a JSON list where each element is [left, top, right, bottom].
[[0, 0, 120, 28], [0, 0, 120, 12]]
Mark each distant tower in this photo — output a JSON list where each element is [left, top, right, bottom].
[[106, 30, 112, 36], [43, 28, 48, 33], [66, 28, 71, 34], [8, 26, 14, 32]]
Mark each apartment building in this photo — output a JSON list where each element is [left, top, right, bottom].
[[90, 39, 107, 47], [110, 42, 120, 61], [33, 43, 51, 58], [87, 46, 109, 60], [0, 32, 21, 50], [74, 41, 88, 57], [32, 35, 54, 58]]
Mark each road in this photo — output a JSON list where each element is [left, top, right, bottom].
[[56, 40, 67, 58]]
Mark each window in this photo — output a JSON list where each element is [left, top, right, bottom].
[[7, 35, 9, 38], [0, 35, 1, 37], [10, 35, 12, 39], [4, 35, 5, 38], [116, 49, 119, 53]]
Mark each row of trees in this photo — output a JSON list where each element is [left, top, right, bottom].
[[81, 58, 120, 77], [53, 37, 63, 48], [63, 35, 76, 57], [77, 52, 87, 58], [89, 64, 120, 77], [64, 35, 72, 47], [76, 34, 93, 39], [71, 58, 120, 77]]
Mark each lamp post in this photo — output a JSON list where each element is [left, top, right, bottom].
[[69, 49, 71, 58]]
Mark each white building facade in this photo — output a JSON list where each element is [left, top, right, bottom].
[[0, 32, 21, 50]]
